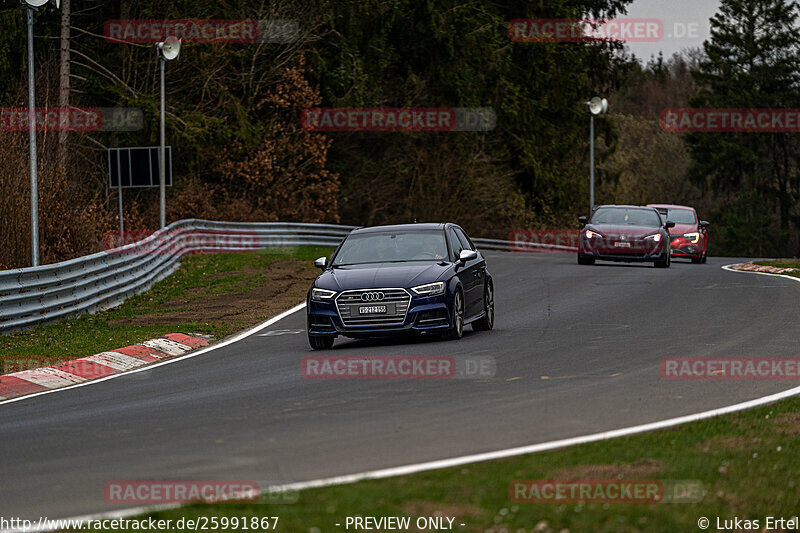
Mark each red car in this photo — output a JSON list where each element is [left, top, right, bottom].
[[647, 204, 710, 263], [578, 205, 674, 267]]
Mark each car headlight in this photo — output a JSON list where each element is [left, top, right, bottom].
[[683, 232, 700, 244], [584, 230, 600, 239], [644, 233, 662, 242], [311, 288, 336, 301], [411, 282, 445, 296]]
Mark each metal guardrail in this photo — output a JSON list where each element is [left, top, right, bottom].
[[471, 237, 576, 252], [0, 219, 522, 333], [0, 220, 356, 333]]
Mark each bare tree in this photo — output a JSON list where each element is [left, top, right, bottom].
[[57, 0, 70, 171]]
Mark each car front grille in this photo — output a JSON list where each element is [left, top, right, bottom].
[[335, 288, 411, 327]]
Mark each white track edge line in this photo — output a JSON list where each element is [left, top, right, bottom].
[[0, 303, 306, 407]]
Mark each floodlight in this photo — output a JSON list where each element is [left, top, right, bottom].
[[157, 36, 181, 61], [585, 96, 608, 210], [586, 96, 609, 116], [156, 37, 181, 227]]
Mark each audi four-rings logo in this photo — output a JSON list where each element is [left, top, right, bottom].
[[361, 292, 385, 301]]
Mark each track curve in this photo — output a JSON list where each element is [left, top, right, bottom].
[[1, 252, 799, 520]]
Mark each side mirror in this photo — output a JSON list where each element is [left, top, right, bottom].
[[314, 256, 328, 269], [665, 221, 676, 229], [699, 220, 710, 228], [578, 216, 588, 225], [458, 249, 478, 263]]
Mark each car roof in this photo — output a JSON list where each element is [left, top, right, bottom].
[[349, 223, 448, 234], [646, 203, 696, 211], [594, 204, 657, 210]]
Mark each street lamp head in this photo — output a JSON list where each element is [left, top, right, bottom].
[[586, 96, 609, 116], [21, 0, 61, 9], [157, 36, 181, 61]]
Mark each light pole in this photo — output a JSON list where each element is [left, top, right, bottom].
[[585, 96, 608, 211], [156, 36, 180, 228], [22, 0, 59, 267]]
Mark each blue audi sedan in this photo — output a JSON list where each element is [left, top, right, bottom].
[[306, 223, 494, 349]]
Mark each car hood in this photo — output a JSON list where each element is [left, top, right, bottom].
[[315, 262, 453, 291], [668, 223, 697, 235], [586, 224, 663, 238]]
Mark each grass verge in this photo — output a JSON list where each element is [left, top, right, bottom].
[[0, 246, 333, 372]]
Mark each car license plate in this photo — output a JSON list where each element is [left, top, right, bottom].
[[614, 242, 631, 248], [359, 305, 387, 314]]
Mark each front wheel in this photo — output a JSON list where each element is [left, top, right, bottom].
[[578, 254, 595, 265], [442, 289, 465, 341], [654, 251, 670, 268], [472, 281, 494, 331], [308, 334, 335, 350]]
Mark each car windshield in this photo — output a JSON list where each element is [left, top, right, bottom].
[[332, 230, 448, 265], [662, 208, 697, 225], [590, 207, 662, 227]]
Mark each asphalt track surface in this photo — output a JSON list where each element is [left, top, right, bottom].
[[1, 252, 799, 521]]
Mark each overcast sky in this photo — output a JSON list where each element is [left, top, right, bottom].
[[622, 0, 721, 61]]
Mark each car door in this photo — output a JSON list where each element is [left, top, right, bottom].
[[450, 227, 482, 318], [457, 227, 488, 317], [448, 227, 476, 317]]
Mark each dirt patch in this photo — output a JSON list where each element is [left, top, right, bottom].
[[401, 501, 486, 522], [696, 436, 763, 452], [110, 260, 319, 327], [774, 412, 800, 436], [551, 458, 664, 480]]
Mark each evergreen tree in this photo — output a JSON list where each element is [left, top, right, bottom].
[[687, 0, 800, 254]]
